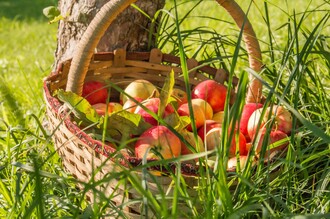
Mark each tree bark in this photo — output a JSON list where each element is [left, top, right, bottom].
[[54, 0, 165, 69]]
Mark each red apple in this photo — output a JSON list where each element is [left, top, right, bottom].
[[191, 79, 227, 113], [92, 102, 123, 116], [171, 88, 188, 107], [82, 81, 108, 105], [134, 98, 175, 126], [239, 103, 263, 142], [197, 120, 222, 141], [180, 129, 205, 155], [177, 102, 206, 131], [120, 79, 159, 104], [135, 125, 181, 159], [248, 128, 289, 155], [247, 105, 292, 139]]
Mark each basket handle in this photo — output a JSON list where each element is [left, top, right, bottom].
[[65, 0, 263, 103]]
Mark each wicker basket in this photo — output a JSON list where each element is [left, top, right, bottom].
[[43, 0, 264, 217]]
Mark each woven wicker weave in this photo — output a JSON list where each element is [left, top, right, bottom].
[[43, 0, 264, 217]]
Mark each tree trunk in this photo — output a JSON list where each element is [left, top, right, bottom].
[[54, 0, 165, 69]]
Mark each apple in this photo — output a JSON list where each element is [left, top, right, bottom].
[[247, 105, 292, 139], [171, 88, 188, 107], [239, 103, 263, 142], [177, 102, 206, 131], [134, 97, 175, 126], [204, 126, 247, 157], [204, 126, 222, 151], [134, 125, 181, 159], [227, 156, 247, 170], [191, 98, 213, 120], [180, 129, 205, 155], [191, 79, 227, 113], [122, 97, 143, 113], [197, 119, 222, 141], [120, 79, 159, 104], [92, 102, 123, 116], [248, 128, 289, 154], [212, 111, 225, 124], [82, 81, 108, 105]]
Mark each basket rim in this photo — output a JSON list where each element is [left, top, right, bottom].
[[49, 49, 239, 85]]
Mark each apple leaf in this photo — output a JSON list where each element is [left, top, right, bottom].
[[178, 115, 191, 131], [168, 96, 180, 110], [106, 111, 152, 137], [56, 90, 152, 143], [163, 113, 180, 129], [56, 89, 101, 125], [163, 113, 190, 132], [158, 69, 175, 118]]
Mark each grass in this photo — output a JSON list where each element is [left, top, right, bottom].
[[0, 0, 57, 20], [1, 0, 330, 218]]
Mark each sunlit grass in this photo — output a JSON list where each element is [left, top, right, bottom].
[[0, 18, 56, 127]]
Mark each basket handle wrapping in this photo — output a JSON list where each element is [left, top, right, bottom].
[[65, 0, 263, 103]]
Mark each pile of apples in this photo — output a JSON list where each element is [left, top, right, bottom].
[[82, 78, 292, 168]]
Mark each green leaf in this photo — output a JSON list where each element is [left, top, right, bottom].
[[164, 114, 190, 132], [12, 162, 60, 179], [178, 115, 191, 130], [168, 96, 179, 109], [163, 113, 180, 129], [43, 6, 60, 19], [56, 89, 101, 125], [107, 111, 152, 137], [158, 69, 175, 118]]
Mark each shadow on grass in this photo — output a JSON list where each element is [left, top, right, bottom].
[[0, 0, 57, 20]]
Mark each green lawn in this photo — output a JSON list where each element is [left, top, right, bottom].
[[0, 20, 56, 116], [0, 0, 329, 218], [0, 0, 57, 125], [0, 0, 57, 20]]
